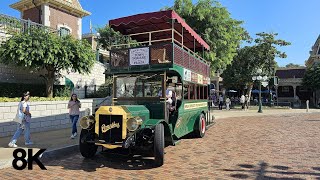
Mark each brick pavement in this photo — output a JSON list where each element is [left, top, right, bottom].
[[1, 112, 320, 179]]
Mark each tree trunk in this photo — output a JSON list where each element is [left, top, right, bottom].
[[46, 67, 55, 98], [247, 84, 253, 98]]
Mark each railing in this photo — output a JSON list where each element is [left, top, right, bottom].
[[84, 85, 112, 98], [173, 44, 210, 77], [0, 13, 59, 44], [109, 28, 210, 66]]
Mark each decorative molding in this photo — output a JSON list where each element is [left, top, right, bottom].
[[41, 3, 50, 26], [77, 17, 82, 40]]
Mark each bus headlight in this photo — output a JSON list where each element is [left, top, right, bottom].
[[80, 115, 95, 130], [126, 117, 143, 132]]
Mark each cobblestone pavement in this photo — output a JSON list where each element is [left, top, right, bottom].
[[1, 113, 320, 180]]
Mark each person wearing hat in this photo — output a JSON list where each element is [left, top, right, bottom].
[[8, 91, 33, 147]]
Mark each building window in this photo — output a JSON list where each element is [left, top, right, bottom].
[[60, 27, 70, 37], [282, 86, 290, 92]]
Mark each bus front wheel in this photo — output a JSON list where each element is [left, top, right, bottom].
[[194, 113, 206, 138], [154, 123, 164, 167], [79, 129, 97, 158]]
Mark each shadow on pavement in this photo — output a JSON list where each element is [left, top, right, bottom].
[[222, 161, 320, 179], [44, 149, 156, 171]]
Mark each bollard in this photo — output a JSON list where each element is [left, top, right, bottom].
[[306, 100, 309, 112]]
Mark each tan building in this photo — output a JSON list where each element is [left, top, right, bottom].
[[275, 67, 312, 107], [0, 0, 106, 98], [10, 0, 90, 39]]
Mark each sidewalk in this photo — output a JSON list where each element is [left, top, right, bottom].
[[0, 127, 79, 169], [211, 107, 320, 119], [1, 108, 320, 169]]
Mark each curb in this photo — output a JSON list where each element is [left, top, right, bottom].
[[40, 144, 79, 162]]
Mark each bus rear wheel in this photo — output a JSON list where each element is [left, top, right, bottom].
[[194, 113, 206, 138], [79, 129, 97, 158], [154, 123, 164, 167]]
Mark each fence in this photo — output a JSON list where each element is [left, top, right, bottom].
[[84, 85, 112, 98], [0, 13, 59, 44]]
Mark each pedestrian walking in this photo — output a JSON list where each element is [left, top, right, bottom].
[[245, 95, 250, 110], [68, 93, 81, 139], [240, 94, 245, 110], [225, 97, 231, 110], [218, 94, 224, 110], [8, 91, 33, 147]]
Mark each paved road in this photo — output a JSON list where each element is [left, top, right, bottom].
[[1, 113, 320, 180]]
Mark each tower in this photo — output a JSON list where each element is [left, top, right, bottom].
[[10, 0, 90, 39]]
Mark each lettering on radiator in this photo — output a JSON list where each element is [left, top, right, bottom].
[[101, 122, 120, 133]]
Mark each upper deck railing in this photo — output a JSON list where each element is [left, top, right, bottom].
[[109, 42, 210, 78], [109, 29, 210, 66]]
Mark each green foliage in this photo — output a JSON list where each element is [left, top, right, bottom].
[[0, 96, 70, 102], [166, 0, 248, 71], [0, 28, 95, 97], [302, 64, 320, 90], [284, 63, 304, 68], [0, 83, 66, 98], [97, 25, 140, 50], [54, 86, 71, 97], [221, 32, 291, 91]]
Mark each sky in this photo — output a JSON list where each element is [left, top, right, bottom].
[[1, 0, 320, 67]]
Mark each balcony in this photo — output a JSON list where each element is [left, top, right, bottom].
[[0, 13, 59, 44]]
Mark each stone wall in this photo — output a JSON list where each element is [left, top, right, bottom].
[[59, 62, 106, 98], [0, 97, 111, 137]]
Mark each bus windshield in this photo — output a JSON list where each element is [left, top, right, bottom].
[[115, 73, 163, 98]]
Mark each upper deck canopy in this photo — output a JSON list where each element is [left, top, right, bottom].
[[109, 10, 210, 51]]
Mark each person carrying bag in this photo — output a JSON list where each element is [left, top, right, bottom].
[[8, 91, 33, 147]]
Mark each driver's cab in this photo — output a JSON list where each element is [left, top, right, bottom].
[[165, 71, 183, 122]]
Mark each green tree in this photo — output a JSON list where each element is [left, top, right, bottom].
[[303, 65, 320, 91], [0, 28, 95, 97], [222, 32, 290, 96], [165, 0, 248, 71], [284, 63, 304, 68], [97, 25, 139, 50]]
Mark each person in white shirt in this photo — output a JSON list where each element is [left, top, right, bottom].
[[8, 91, 33, 147], [225, 97, 231, 110], [68, 93, 81, 139], [240, 95, 245, 110]]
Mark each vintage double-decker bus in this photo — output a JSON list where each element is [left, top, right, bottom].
[[79, 10, 214, 166]]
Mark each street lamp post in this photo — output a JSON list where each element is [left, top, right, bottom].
[[252, 69, 268, 113]]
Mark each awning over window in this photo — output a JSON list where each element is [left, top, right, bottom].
[[109, 10, 210, 51]]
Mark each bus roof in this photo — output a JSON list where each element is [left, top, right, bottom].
[[109, 10, 210, 51]]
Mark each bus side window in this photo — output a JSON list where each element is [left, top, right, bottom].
[[183, 84, 189, 100]]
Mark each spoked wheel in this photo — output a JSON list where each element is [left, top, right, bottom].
[[79, 129, 98, 158], [194, 113, 206, 138], [154, 123, 164, 167]]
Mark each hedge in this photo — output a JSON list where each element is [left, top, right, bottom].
[[0, 97, 70, 102], [0, 82, 71, 98]]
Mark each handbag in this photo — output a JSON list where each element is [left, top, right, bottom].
[[13, 102, 24, 124]]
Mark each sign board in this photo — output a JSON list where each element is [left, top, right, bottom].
[[129, 47, 149, 66], [183, 69, 191, 81], [274, 76, 279, 86], [262, 81, 268, 87], [191, 72, 198, 83]]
